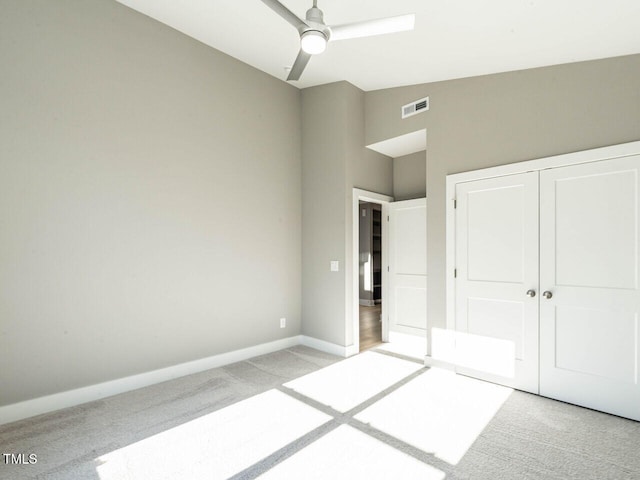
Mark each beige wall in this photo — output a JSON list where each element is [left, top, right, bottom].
[[393, 151, 427, 201], [0, 0, 301, 406], [301, 83, 349, 345], [302, 81, 392, 347], [365, 54, 640, 348]]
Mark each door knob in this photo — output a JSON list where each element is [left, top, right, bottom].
[[526, 289, 536, 297], [542, 291, 553, 299]]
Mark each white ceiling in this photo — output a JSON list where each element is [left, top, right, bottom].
[[116, 0, 640, 91]]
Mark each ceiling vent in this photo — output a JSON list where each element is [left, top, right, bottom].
[[401, 96, 429, 119]]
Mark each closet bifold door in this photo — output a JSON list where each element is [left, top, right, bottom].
[[539, 155, 640, 421], [454, 171, 539, 393]]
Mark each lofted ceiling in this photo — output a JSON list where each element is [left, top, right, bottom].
[[116, 0, 640, 92]]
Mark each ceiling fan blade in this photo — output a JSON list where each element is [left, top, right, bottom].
[[287, 49, 312, 81], [260, 0, 308, 30], [329, 13, 415, 41]]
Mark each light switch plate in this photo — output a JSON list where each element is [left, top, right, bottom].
[[330, 260, 339, 272]]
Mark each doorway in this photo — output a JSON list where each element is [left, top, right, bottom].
[[351, 189, 392, 354], [358, 201, 384, 351], [351, 189, 428, 359]]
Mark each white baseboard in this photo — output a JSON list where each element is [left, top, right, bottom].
[[344, 344, 360, 357], [423, 355, 457, 371], [359, 299, 375, 306], [388, 330, 426, 344], [299, 335, 357, 358], [0, 335, 301, 426]]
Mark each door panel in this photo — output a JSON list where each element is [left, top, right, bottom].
[[388, 198, 427, 338], [467, 298, 525, 359], [553, 306, 636, 383], [539, 156, 640, 421], [467, 185, 526, 283], [395, 281, 428, 330], [553, 169, 637, 289], [455, 172, 539, 393]]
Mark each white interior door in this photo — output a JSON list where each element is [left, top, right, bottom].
[[539, 156, 640, 421], [454, 172, 539, 393], [388, 199, 427, 340]]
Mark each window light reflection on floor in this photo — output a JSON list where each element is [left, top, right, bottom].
[[375, 334, 427, 361], [257, 425, 446, 480], [431, 327, 516, 378], [95, 389, 331, 480], [355, 368, 513, 465], [283, 351, 422, 412]]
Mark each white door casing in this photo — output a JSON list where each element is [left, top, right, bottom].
[[351, 189, 393, 354], [454, 172, 539, 393], [388, 198, 427, 339], [539, 156, 640, 421]]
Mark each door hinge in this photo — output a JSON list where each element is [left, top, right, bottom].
[[387, 266, 390, 272], [387, 215, 389, 221], [454, 199, 457, 209], [454, 268, 457, 278]]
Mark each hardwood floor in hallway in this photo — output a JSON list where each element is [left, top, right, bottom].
[[359, 304, 382, 351]]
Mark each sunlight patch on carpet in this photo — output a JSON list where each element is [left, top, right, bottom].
[[375, 334, 426, 361], [355, 367, 513, 465], [257, 425, 445, 480], [283, 351, 422, 412], [95, 389, 331, 480]]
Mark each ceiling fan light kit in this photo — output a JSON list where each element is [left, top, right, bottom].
[[300, 30, 327, 54], [260, 0, 415, 81]]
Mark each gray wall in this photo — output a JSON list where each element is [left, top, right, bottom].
[[301, 83, 349, 346], [0, 0, 301, 406], [302, 81, 392, 347], [393, 151, 427, 201], [365, 54, 640, 350]]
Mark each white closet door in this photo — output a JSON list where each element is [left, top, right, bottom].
[[540, 156, 640, 421], [388, 198, 427, 338], [455, 172, 539, 393]]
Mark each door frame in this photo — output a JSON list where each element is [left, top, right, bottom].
[[445, 141, 640, 337], [352, 188, 393, 353]]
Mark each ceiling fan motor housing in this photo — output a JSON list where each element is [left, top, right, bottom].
[[299, 6, 330, 43], [306, 6, 324, 24]]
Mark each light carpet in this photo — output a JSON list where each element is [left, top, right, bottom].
[[1, 345, 639, 480]]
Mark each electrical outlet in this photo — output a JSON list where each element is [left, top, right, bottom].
[[330, 260, 339, 272], [280, 317, 286, 328]]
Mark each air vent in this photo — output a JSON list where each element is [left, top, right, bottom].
[[401, 96, 429, 119]]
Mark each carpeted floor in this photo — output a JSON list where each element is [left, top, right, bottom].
[[1, 345, 639, 479]]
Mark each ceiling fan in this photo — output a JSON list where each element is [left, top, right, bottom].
[[260, 0, 415, 81]]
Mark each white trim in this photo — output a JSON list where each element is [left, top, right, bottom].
[[351, 188, 394, 355], [423, 355, 457, 371], [449, 141, 640, 185], [345, 343, 360, 357], [445, 141, 640, 339], [359, 299, 376, 306], [388, 330, 427, 359], [446, 177, 457, 331], [388, 330, 426, 343], [0, 336, 301, 426], [300, 335, 355, 358], [381, 202, 390, 342]]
